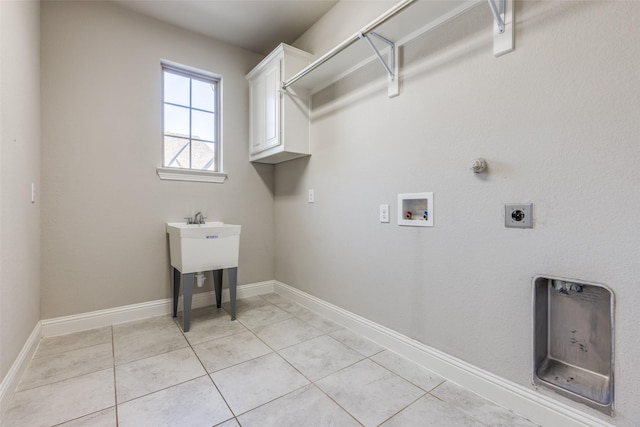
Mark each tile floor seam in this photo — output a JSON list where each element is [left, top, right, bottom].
[[429, 385, 526, 427], [368, 354, 444, 394], [231, 382, 365, 427], [15, 343, 115, 393], [202, 372, 239, 422], [200, 367, 236, 419], [117, 373, 211, 405], [113, 342, 191, 367], [267, 334, 356, 386], [34, 340, 113, 357], [375, 391, 428, 427], [202, 322, 324, 405], [12, 365, 116, 397], [33, 326, 113, 357], [313, 357, 433, 426], [198, 345, 277, 376], [250, 317, 324, 343], [186, 332, 244, 347], [425, 392, 491, 426], [270, 350, 315, 385], [230, 382, 311, 419], [365, 348, 385, 358], [50, 406, 116, 427], [283, 348, 366, 384], [429, 378, 447, 392], [111, 325, 119, 427], [173, 312, 239, 422], [308, 382, 366, 427], [250, 310, 397, 424], [259, 329, 329, 352], [32, 341, 110, 360]]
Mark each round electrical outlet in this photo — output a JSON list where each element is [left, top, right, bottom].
[[505, 204, 533, 228], [511, 210, 525, 222]]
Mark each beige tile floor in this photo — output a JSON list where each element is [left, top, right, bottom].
[[2, 293, 539, 427]]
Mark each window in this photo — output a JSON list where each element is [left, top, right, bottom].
[[158, 62, 226, 183]]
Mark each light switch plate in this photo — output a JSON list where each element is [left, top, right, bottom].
[[505, 203, 533, 228], [380, 204, 389, 223]]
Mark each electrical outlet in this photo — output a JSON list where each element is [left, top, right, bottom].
[[380, 204, 389, 223], [505, 203, 533, 228], [308, 189, 314, 203]]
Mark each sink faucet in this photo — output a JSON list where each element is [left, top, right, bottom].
[[185, 212, 207, 225], [194, 211, 206, 225]]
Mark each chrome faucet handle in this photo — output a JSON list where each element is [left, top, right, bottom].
[[184, 216, 194, 224]]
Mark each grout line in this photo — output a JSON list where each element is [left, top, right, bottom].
[[32, 335, 112, 360], [116, 374, 210, 406], [12, 342, 114, 394], [255, 300, 367, 425], [190, 296, 333, 421], [376, 391, 428, 426], [367, 352, 446, 394], [111, 325, 119, 427], [174, 306, 255, 427], [175, 306, 241, 421], [216, 318, 311, 420], [11, 366, 115, 397]]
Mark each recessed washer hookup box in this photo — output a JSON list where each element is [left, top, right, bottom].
[[397, 192, 433, 227]]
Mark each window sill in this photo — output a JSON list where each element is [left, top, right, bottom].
[[156, 167, 227, 183]]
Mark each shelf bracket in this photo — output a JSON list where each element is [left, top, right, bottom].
[[359, 31, 399, 98], [488, 0, 514, 57], [487, 0, 505, 33]]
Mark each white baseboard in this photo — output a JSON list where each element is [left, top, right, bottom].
[[273, 281, 614, 427], [40, 280, 275, 338], [0, 322, 41, 415]]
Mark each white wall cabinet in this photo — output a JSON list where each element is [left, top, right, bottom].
[[246, 44, 313, 164]]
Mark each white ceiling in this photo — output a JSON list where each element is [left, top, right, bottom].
[[113, 0, 339, 55]]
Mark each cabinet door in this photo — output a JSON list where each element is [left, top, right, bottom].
[[250, 77, 265, 154], [263, 59, 281, 150]]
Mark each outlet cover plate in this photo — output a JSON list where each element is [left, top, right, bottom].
[[380, 204, 389, 223], [505, 203, 533, 228]]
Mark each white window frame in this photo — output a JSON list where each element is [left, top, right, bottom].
[[157, 60, 227, 183]]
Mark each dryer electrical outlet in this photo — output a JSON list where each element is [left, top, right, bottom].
[[505, 203, 533, 228]]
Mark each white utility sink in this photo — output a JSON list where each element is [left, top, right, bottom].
[[166, 222, 241, 274]]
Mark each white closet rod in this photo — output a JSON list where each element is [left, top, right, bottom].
[[282, 0, 417, 89]]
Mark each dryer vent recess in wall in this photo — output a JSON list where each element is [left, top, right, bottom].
[[532, 276, 614, 416]]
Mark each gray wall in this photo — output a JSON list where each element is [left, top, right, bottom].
[[0, 0, 41, 380], [40, 1, 273, 319], [276, 1, 640, 424]]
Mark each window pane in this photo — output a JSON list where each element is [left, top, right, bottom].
[[192, 79, 216, 112], [192, 110, 215, 142], [191, 141, 216, 170], [164, 104, 190, 137], [164, 136, 190, 168], [161, 63, 221, 173], [163, 72, 190, 106]]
